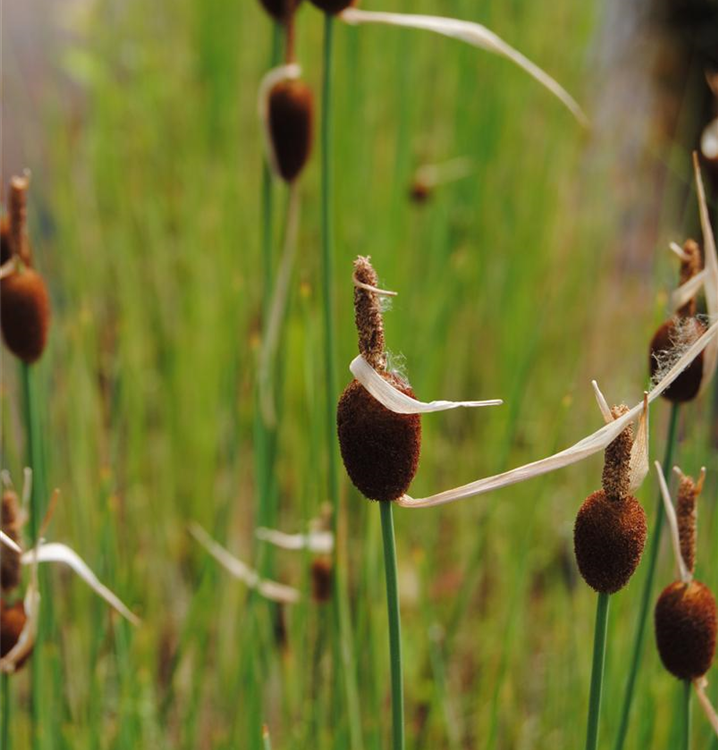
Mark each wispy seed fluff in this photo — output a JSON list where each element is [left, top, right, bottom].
[[573, 406, 647, 594], [649, 240, 705, 403], [337, 257, 421, 502]]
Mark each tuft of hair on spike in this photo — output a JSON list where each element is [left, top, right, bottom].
[[337, 257, 421, 502], [258, 0, 302, 23], [655, 580, 717, 680], [0, 599, 32, 669], [268, 78, 314, 183], [310, 556, 333, 603], [574, 489, 647, 594], [1, 491, 23, 593], [1, 267, 51, 364], [308, 0, 355, 15]]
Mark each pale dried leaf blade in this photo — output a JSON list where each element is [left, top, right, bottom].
[[21, 543, 140, 626], [654, 462, 690, 583], [693, 154, 718, 391], [591, 380, 613, 424], [628, 394, 649, 491], [190, 523, 300, 604], [0, 530, 22, 554], [350, 355, 503, 414], [398, 319, 718, 508], [671, 269, 707, 311], [695, 678, 718, 737], [339, 9, 587, 126], [255, 527, 334, 554]]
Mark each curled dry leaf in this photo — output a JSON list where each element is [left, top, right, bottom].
[[655, 462, 691, 584]]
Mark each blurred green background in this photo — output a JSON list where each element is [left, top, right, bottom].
[[2, 0, 717, 747]]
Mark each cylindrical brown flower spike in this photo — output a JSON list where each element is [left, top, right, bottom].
[[655, 581, 717, 680], [649, 239, 705, 402], [574, 406, 647, 594], [0, 599, 32, 669], [1, 490, 23, 593], [268, 78, 314, 183], [337, 257, 421, 502], [258, 0, 301, 23], [1, 175, 51, 364], [308, 0, 355, 14]]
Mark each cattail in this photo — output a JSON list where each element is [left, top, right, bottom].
[[1, 490, 23, 593], [676, 472, 700, 575], [309, 0, 355, 15], [0, 215, 11, 265], [310, 556, 333, 603], [337, 257, 421, 502], [655, 581, 717, 680], [0, 599, 32, 669], [258, 0, 301, 23], [574, 405, 647, 594], [1, 269, 51, 364], [649, 239, 706, 403], [268, 78, 314, 183]]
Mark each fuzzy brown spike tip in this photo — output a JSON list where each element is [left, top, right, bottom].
[[353, 256, 386, 370], [655, 580, 717, 680], [676, 475, 699, 576], [601, 405, 633, 501], [573, 489, 647, 594]]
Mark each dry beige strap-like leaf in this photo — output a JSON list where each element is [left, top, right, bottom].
[[350, 355, 503, 414], [0, 530, 22, 554], [190, 523, 300, 604], [654, 462, 691, 584], [695, 677, 718, 737], [396, 318, 718, 508], [21, 542, 140, 626], [671, 269, 708, 312], [339, 8, 587, 126], [255, 526, 334, 554]]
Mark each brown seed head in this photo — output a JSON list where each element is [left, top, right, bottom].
[[0, 216, 11, 265], [573, 489, 647, 594], [337, 373, 421, 502], [649, 317, 705, 403], [310, 556, 333, 603], [1, 491, 23, 593], [308, 0, 355, 14], [676, 474, 700, 576], [1, 268, 51, 363], [353, 256, 386, 370], [0, 599, 32, 669], [258, 0, 301, 22], [655, 580, 717, 680], [601, 405, 632, 501], [409, 181, 432, 204], [268, 79, 313, 183]]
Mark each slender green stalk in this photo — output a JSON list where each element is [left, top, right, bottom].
[[613, 403, 680, 750], [320, 15, 363, 750], [21, 362, 45, 750], [682, 680, 691, 750], [380, 502, 404, 750], [1, 673, 10, 750], [262, 723, 273, 750], [585, 592, 610, 750]]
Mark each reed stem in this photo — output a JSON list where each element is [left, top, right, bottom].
[[21, 362, 45, 750], [682, 680, 692, 750], [1, 673, 10, 750], [585, 592, 610, 750], [380, 502, 404, 750], [613, 403, 680, 750]]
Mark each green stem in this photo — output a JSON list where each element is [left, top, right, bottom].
[[612, 403, 680, 750], [682, 680, 691, 750], [21, 362, 44, 750], [586, 592, 610, 750], [1, 673, 10, 750], [380, 503, 405, 750]]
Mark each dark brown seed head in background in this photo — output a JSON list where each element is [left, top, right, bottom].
[[649, 318, 706, 403], [308, 0, 355, 15], [1, 268, 51, 363], [655, 580, 717, 680], [0, 216, 11, 265], [573, 489, 648, 594], [268, 79, 314, 183], [310, 557, 333, 603], [0, 599, 32, 669], [1, 491, 23, 593], [258, 0, 301, 23]]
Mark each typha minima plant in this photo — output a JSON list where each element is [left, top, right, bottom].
[[572, 393, 649, 750], [0, 471, 139, 740], [654, 464, 718, 747], [613, 154, 718, 750], [337, 257, 503, 749]]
